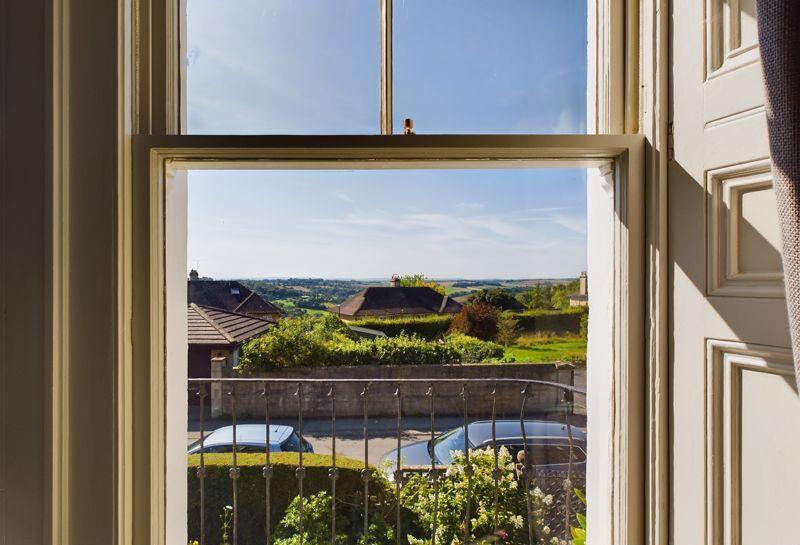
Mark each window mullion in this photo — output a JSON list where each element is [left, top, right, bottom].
[[380, 0, 393, 135]]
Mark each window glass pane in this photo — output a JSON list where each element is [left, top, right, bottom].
[[185, 0, 380, 134], [394, 0, 587, 134], [181, 165, 592, 542]]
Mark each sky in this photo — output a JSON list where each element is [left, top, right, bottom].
[[185, 0, 588, 279]]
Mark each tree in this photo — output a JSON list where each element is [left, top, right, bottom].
[[550, 288, 569, 310], [449, 302, 499, 341], [468, 288, 524, 311], [399, 274, 446, 295], [517, 284, 552, 310], [495, 311, 520, 346]]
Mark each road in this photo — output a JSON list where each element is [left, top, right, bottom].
[[189, 415, 464, 466]]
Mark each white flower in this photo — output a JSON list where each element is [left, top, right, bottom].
[[542, 526, 551, 535], [543, 494, 553, 506]]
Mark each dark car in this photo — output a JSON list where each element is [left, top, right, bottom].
[[187, 424, 313, 454], [379, 420, 586, 479]]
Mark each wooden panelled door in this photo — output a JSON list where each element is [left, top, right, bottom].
[[670, 2, 800, 544]]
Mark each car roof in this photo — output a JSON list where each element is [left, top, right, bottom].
[[201, 424, 294, 446], [466, 420, 586, 446]]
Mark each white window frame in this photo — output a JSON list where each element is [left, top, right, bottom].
[[134, 134, 643, 545], [103, 2, 671, 545]]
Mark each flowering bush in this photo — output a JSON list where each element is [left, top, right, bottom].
[[400, 446, 558, 545]]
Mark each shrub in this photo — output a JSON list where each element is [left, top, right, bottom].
[[350, 315, 453, 340], [324, 336, 377, 367], [274, 492, 349, 545], [444, 333, 505, 363], [275, 490, 398, 545], [374, 333, 461, 366], [449, 302, 499, 341], [187, 453, 392, 545], [240, 315, 353, 370], [496, 311, 521, 346], [401, 447, 556, 545]]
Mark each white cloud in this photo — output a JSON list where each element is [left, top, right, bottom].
[[552, 109, 579, 134], [550, 213, 587, 235], [453, 202, 485, 210], [332, 191, 354, 204]]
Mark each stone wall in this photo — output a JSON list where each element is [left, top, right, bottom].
[[212, 363, 576, 419]]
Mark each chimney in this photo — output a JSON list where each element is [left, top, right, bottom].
[[579, 271, 587, 296], [189, 269, 199, 281], [390, 274, 401, 288]]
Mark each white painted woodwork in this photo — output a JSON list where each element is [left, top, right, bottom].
[[672, 2, 799, 545]]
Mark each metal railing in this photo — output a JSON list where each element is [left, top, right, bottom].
[[188, 378, 586, 545]]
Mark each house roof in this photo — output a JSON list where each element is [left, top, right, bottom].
[[187, 279, 282, 315], [328, 286, 462, 318], [188, 303, 275, 346]]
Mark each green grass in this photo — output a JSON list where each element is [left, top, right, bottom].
[[504, 335, 586, 364], [273, 298, 329, 316]]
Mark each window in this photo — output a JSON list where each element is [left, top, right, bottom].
[[183, 0, 589, 135], [185, 0, 380, 134], [393, 0, 588, 134], [125, 3, 645, 545]]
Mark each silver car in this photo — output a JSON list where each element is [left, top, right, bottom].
[[187, 424, 313, 454], [380, 420, 586, 477]]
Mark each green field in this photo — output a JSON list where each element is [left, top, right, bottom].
[[273, 298, 329, 317], [504, 335, 586, 364]]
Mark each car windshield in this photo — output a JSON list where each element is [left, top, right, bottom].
[[433, 427, 472, 464], [281, 432, 302, 453]]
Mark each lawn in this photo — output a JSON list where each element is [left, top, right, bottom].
[[504, 335, 586, 364]]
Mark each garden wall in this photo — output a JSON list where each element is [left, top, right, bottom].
[[215, 363, 575, 419]]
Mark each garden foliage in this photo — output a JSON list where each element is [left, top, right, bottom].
[[351, 314, 453, 340], [240, 315, 506, 370], [449, 302, 500, 341], [187, 453, 391, 545], [192, 447, 566, 545]]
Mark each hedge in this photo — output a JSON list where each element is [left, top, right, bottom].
[[514, 308, 586, 334], [350, 315, 453, 340], [187, 453, 391, 545]]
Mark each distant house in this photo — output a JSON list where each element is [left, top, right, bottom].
[[188, 269, 282, 321], [568, 271, 589, 307], [328, 277, 462, 320], [187, 303, 276, 379]]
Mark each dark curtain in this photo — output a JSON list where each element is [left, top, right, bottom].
[[757, 2, 800, 390]]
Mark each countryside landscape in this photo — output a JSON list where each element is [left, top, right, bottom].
[[231, 274, 588, 366], [187, 272, 589, 545]]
